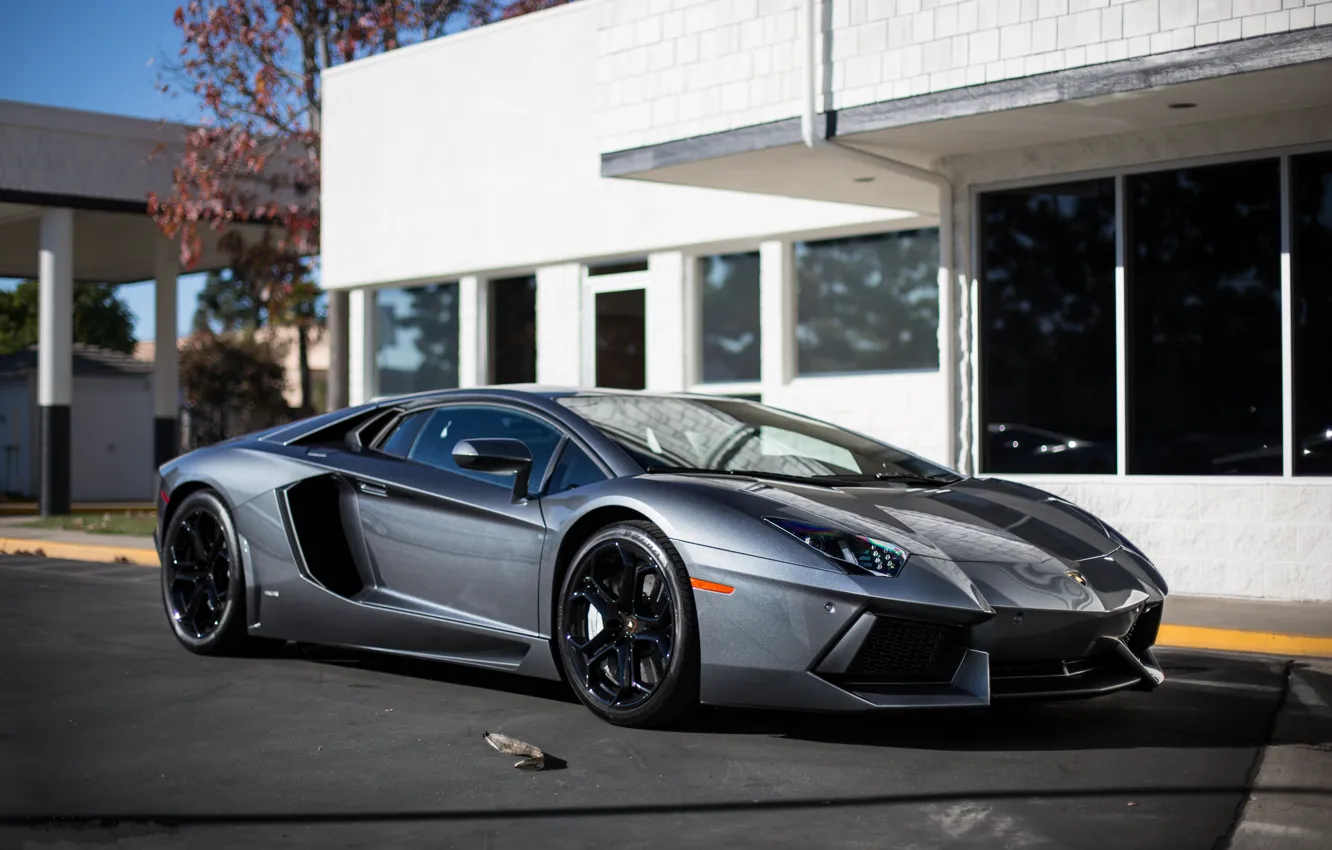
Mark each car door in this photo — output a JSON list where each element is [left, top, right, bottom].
[[342, 403, 564, 636]]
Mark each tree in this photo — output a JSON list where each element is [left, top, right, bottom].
[[0, 281, 137, 355], [150, 0, 568, 408], [192, 233, 324, 414], [180, 331, 291, 447]]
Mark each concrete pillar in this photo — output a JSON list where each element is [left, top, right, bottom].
[[38, 208, 73, 516], [153, 239, 180, 467], [535, 264, 583, 386], [457, 275, 489, 388], [645, 251, 688, 392], [759, 239, 795, 399], [348, 287, 377, 405], [326, 289, 350, 410]]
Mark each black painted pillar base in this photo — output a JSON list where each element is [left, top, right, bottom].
[[154, 416, 180, 468], [39, 404, 71, 516]]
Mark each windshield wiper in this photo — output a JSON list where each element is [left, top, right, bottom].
[[643, 466, 841, 487], [812, 472, 962, 487]]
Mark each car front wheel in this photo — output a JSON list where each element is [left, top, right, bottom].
[[556, 520, 700, 728]]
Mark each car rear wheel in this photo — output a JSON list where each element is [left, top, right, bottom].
[[160, 489, 280, 656], [556, 520, 700, 728]]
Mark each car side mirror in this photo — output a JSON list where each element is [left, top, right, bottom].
[[452, 438, 534, 501]]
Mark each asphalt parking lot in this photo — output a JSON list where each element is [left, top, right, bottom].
[[1, 554, 1326, 850]]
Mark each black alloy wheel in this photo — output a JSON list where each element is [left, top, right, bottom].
[[557, 520, 699, 727], [166, 506, 231, 639], [160, 489, 277, 655]]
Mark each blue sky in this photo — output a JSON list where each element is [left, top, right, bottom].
[[0, 0, 212, 340]]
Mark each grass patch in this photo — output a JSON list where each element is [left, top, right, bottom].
[[20, 512, 157, 537]]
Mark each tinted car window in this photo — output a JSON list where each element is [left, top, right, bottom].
[[409, 405, 563, 488], [379, 411, 429, 457], [545, 443, 608, 494]]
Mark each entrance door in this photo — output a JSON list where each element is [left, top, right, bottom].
[[594, 288, 646, 390]]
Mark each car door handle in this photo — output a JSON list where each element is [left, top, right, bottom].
[[358, 481, 389, 498]]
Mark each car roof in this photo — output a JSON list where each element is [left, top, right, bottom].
[[371, 385, 755, 407]]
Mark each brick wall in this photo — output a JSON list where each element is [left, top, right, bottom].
[[1033, 478, 1332, 601], [597, 0, 1332, 153]]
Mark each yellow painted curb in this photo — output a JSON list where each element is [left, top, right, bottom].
[[1158, 624, 1332, 659], [0, 537, 158, 567]]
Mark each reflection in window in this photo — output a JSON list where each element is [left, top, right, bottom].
[[410, 405, 563, 489], [1127, 159, 1282, 475], [376, 283, 459, 396], [545, 443, 607, 494], [1292, 151, 1332, 475], [699, 252, 761, 383], [490, 275, 537, 385], [980, 179, 1117, 474], [795, 230, 939, 375]]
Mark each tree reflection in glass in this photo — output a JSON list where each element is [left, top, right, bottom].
[[980, 179, 1117, 474], [795, 230, 940, 376], [375, 282, 459, 395]]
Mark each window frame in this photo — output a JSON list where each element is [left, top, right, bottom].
[[365, 399, 614, 497], [969, 139, 1332, 482]]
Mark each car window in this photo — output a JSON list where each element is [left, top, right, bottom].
[[544, 442, 608, 494], [408, 405, 563, 489], [378, 411, 430, 458]]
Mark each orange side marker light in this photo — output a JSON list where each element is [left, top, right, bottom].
[[690, 577, 734, 595]]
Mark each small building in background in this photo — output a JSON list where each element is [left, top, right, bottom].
[[0, 344, 153, 502]]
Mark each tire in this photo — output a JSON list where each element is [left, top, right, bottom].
[[160, 489, 280, 656], [556, 520, 700, 728]]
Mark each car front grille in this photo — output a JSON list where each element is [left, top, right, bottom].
[[844, 616, 965, 683]]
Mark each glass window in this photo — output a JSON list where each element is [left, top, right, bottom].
[[980, 179, 1117, 474], [376, 283, 459, 396], [699, 252, 761, 383], [544, 443, 608, 494], [1291, 152, 1332, 475], [490, 276, 537, 385], [795, 229, 940, 375], [379, 411, 429, 458], [557, 394, 956, 480], [1127, 159, 1282, 475], [409, 405, 563, 489], [595, 289, 646, 390]]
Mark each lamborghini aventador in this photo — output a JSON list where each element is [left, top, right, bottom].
[[155, 387, 1168, 727]]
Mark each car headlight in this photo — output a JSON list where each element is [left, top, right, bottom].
[[764, 517, 908, 577]]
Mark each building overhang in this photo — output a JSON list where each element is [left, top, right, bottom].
[[601, 28, 1332, 211], [0, 100, 293, 282]]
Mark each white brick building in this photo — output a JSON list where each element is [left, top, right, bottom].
[[322, 0, 1332, 601]]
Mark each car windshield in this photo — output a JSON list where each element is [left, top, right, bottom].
[[557, 394, 959, 482]]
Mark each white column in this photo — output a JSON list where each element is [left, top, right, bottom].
[[348, 287, 377, 405], [646, 251, 688, 392], [38, 208, 73, 515], [457, 275, 489, 388], [38, 210, 73, 408], [759, 239, 795, 400], [535, 264, 583, 385], [153, 239, 180, 464]]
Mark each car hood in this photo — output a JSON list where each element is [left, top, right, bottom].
[[666, 473, 1165, 610]]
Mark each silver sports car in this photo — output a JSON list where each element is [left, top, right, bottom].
[[156, 388, 1168, 727]]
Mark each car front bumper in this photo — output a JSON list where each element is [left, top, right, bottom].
[[676, 540, 1166, 712]]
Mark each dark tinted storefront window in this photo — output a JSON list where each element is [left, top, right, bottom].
[[1127, 159, 1282, 475], [490, 275, 537, 385], [795, 230, 939, 375], [980, 179, 1117, 474], [376, 282, 459, 395], [595, 289, 645, 390], [699, 252, 761, 383], [1291, 151, 1332, 475]]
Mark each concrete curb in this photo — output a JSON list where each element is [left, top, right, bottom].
[[3, 538, 1330, 660], [0, 537, 159, 567], [1157, 624, 1332, 660]]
